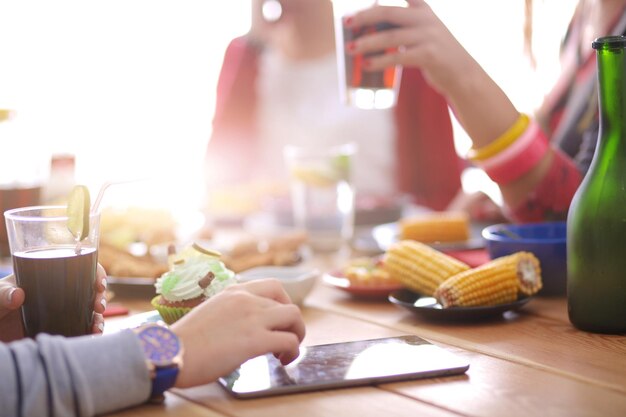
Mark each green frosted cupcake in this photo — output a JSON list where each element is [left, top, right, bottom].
[[152, 243, 236, 324]]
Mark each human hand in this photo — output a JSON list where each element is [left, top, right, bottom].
[[345, 0, 480, 99], [346, 0, 519, 149], [171, 278, 306, 388], [92, 264, 109, 334], [0, 264, 108, 342], [0, 274, 25, 342]]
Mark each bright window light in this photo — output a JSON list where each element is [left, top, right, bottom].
[[0, 0, 577, 211], [0, 0, 250, 211]]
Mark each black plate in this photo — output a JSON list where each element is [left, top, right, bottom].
[[388, 289, 532, 321], [107, 276, 157, 298]]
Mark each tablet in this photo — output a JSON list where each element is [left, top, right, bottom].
[[218, 335, 469, 399]]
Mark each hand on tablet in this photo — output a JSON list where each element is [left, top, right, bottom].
[[219, 335, 470, 398], [171, 278, 306, 388]]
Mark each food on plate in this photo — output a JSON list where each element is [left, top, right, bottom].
[[96, 206, 178, 278], [221, 231, 307, 273], [100, 206, 177, 250], [151, 242, 237, 324], [342, 257, 400, 287], [383, 240, 470, 296], [98, 242, 168, 278], [434, 251, 542, 308], [399, 211, 470, 243]]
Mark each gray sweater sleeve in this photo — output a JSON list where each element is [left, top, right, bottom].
[[0, 330, 151, 417]]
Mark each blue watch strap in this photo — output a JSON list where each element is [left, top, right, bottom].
[[150, 366, 179, 399]]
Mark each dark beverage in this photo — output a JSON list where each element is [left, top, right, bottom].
[[342, 22, 398, 89], [0, 186, 41, 257], [13, 247, 98, 337]]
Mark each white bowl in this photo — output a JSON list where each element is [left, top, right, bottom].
[[237, 266, 319, 305]]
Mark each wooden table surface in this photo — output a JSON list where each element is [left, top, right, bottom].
[[106, 252, 626, 417]]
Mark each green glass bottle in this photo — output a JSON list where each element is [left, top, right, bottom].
[[567, 36, 626, 334]]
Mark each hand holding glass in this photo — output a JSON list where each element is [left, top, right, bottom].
[[332, 0, 404, 109], [4, 206, 100, 337]]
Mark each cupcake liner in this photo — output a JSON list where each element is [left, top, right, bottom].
[[151, 296, 192, 325]]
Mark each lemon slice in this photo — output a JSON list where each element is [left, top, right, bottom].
[[67, 185, 91, 241], [290, 166, 338, 187]]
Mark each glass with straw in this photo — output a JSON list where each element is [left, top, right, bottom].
[[4, 186, 100, 337]]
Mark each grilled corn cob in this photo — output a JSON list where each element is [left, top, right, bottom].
[[399, 211, 470, 243], [434, 251, 542, 308], [383, 240, 470, 296]]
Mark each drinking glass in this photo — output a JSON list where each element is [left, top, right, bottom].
[[284, 144, 356, 253], [0, 185, 41, 257], [4, 206, 101, 337], [332, 0, 404, 109]]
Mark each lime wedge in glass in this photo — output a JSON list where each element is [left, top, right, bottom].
[[66, 185, 91, 241], [331, 153, 351, 181]]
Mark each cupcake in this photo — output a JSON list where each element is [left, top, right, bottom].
[[152, 243, 237, 324]]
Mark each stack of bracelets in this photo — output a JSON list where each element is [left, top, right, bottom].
[[467, 113, 550, 184]]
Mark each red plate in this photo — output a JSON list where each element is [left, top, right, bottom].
[[323, 271, 404, 299]]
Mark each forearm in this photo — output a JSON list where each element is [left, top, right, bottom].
[[445, 61, 520, 149], [0, 330, 150, 417], [446, 70, 562, 214]]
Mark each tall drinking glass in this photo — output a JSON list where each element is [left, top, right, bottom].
[[4, 206, 100, 337], [332, 0, 405, 109], [284, 144, 356, 253]]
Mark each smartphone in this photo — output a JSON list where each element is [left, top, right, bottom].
[[218, 335, 470, 399]]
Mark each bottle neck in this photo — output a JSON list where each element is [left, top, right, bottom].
[[595, 37, 626, 137]]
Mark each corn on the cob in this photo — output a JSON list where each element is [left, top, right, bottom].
[[434, 251, 542, 308], [515, 252, 543, 295], [383, 240, 470, 296], [399, 211, 470, 243]]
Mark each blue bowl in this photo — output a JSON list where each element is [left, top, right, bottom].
[[482, 222, 567, 296]]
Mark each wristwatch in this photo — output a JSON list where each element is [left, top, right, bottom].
[[133, 323, 184, 403]]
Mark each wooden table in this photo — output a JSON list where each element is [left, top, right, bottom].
[[106, 253, 626, 417]]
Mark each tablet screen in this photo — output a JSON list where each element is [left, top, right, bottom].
[[218, 335, 469, 398]]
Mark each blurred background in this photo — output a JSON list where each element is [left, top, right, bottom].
[[0, 0, 577, 217]]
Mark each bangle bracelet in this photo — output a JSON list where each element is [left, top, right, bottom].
[[478, 121, 550, 184], [467, 113, 530, 161], [481, 121, 539, 170]]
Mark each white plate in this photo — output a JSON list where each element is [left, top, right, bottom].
[[352, 222, 487, 254]]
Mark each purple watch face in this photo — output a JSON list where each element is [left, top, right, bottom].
[[137, 325, 181, 367]]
